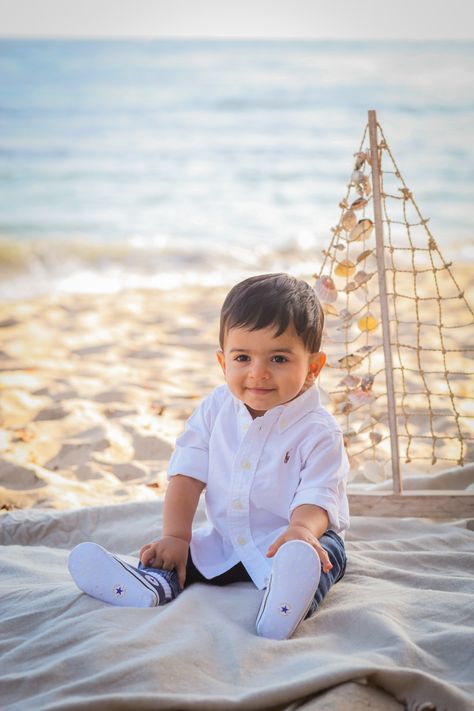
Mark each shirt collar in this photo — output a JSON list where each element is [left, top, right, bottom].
[[231, 385, 321, 431]]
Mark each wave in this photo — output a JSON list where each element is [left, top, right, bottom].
[[0, 235, 321, 300]]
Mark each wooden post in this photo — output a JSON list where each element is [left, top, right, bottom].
[[368, 110, 402, 494]]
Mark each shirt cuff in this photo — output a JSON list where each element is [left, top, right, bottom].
[[289, 488, 341, 532]]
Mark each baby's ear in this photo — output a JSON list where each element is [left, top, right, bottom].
[[309, 352, 326, 378], [216, 350, 226, 373]]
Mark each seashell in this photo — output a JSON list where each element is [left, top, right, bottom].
[[335, 242, 345, 251], [314, 275, 338, 304], [338, 353, 363, 369], [363, 460, 386, 483], [323, 303, 339, 317], [354, 152, 367, 170], [356, 249, 374, 263], [335, 259, 356, 278], [344, 281, 358, 293], [369, 431, 382, 444], [356, 344, 376, 355], [348, 388, 375, 408], [339, 308, 353, 323], [350, 197, 368, 211], [348, 218, 374, 242], [343, 429, 357, 440], [351, 170, 364, 185], [339, 374, 361, 388], [354, 270, 374, 286], [341, 209, 357, 232], [357, 313, 379, 332], [361, 374, 375, 391], [362, 175, 372, 196]]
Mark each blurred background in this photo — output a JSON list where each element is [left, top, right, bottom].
[[0, 0, 473, 300]]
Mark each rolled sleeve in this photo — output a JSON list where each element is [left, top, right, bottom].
[[167, 398, 212, 485], [289, 430, 349, 533]]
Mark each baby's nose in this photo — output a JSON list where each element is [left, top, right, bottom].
[[250, 360, 270, 379]]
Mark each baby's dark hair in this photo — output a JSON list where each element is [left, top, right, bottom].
[[219, 273, 324, 352]]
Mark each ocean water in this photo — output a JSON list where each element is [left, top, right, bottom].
[[0, 39, 473, 298]]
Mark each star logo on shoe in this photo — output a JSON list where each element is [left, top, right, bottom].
[[279, 603, 291, 615], [114, 585, 126, 597]]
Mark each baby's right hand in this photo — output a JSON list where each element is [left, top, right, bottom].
[[139, 536, 190, 590]]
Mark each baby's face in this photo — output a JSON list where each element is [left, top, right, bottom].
[[217, 324, 325, 418]]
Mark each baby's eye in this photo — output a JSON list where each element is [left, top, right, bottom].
[[234, 354, 250, 362], [272, 355, 288, 363]]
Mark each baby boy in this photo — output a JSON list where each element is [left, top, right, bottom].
[[69, 273, 349, 639]]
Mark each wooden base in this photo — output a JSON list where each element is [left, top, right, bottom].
[[348, 491, 474, 518]]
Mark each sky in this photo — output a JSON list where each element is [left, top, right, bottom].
[[0, 0, 473, 40]]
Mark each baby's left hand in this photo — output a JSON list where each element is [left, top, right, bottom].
[[266, 525, 333, 574]]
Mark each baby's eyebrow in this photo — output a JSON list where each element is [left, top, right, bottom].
[[229, 347, 295, 354]]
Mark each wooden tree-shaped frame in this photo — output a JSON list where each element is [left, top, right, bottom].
[[316, 110, 474, 518]]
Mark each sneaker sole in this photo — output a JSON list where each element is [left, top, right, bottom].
[[256, 540, 321, 640], [68, 542, 159, 607]]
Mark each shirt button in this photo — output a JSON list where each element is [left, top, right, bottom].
[[241, 423, 250, 431], [237, 536, 247, 546], [241, 460, 251, 470], [232, 498, 243, 510], [281, 418, 288, 427]]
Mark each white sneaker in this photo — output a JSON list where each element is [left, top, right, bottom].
[[256, 540, 321, 640], [68, 542, 173, 607]]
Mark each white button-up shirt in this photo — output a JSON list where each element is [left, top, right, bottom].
[[168, 384, 349, 589]]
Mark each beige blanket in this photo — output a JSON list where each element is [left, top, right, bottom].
[[1, 500, 473, 711]]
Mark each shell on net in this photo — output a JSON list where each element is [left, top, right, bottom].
[[357, 313, 379, 332], [323, 303, 339, 317], [339, 308, 353, 323], [348, 218, 374, 242], [350, 197, 368, 211], [341, 209, 357, 232], [314, 275, 338, 303], [361, 374, 375, 391], [356, 344, 376, 355], [362, 175, 372, 196], [344, 281, 358, 293], [351, 170, 365, 185], [354, 152, 367, 170], [354, 270, 374, 286], [335, 259, 356, 278], [348, 388, 375, 408], [339, 374, 361, 388], [369, 431, 383, 444], [338, 353, 364, 369], [356, 249, 374, 263]]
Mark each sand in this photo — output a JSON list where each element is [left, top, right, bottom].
[[0, 286, 228, 510]]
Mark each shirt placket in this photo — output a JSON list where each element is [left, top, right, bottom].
[[228, 414, 275, 575]]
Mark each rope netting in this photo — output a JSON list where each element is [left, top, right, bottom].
[[315, 119, 474, 484]]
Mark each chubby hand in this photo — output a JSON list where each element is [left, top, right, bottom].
[[266, 524, 333, 574], [139, 536, 190, 590]]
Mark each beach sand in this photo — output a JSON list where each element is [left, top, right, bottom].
[[1, 266, 473, 512], [0, 286, 228, 510]]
